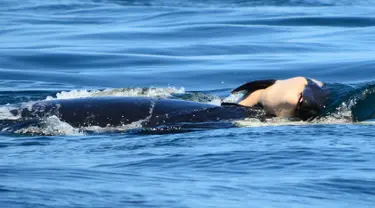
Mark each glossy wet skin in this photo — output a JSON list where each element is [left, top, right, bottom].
[[239, 77, 319, 118]]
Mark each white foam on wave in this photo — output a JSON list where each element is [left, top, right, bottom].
[[234, 102, 359, 128], [235, 117, 375, 127], [45, 87, 185, 100], [206, 98, 222, 106], [222, 93, 243, 103], [0, 104, 21, 120], [81, 119, 146, 133], [0, 100, 42, 120], [15, 116, 84, 136], [234, 117, 308, 127], [314, 101, 354, 124]]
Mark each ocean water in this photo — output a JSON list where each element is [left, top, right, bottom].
[[1, 0, 375, 207]]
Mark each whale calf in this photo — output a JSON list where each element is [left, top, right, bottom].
[[230, 77, 328, 120]]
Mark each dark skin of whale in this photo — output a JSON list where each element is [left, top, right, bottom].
[[13, 96, 265, 128], [7, 77, 327, 130]]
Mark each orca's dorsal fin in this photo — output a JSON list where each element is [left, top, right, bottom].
[[231, 79, 277, 94]]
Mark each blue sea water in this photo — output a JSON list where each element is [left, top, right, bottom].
[[1, 0, 375, 207]]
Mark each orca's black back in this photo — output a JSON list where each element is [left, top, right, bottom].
[[19, 97, 224, 127]]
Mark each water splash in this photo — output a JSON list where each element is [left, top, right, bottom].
[[14, 116, 84, 136], [45, 87, 185, 100], [0, 104, 21, 120]]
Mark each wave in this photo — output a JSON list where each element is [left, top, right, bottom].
[[3, 0, 375, 12], [105, 0, 373, 7]]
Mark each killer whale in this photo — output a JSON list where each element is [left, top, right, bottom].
[[11, 96, 266, 128], [6, 77, 329, 130]]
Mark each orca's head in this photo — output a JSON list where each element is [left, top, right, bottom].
[[295, 80, 328, 121]]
